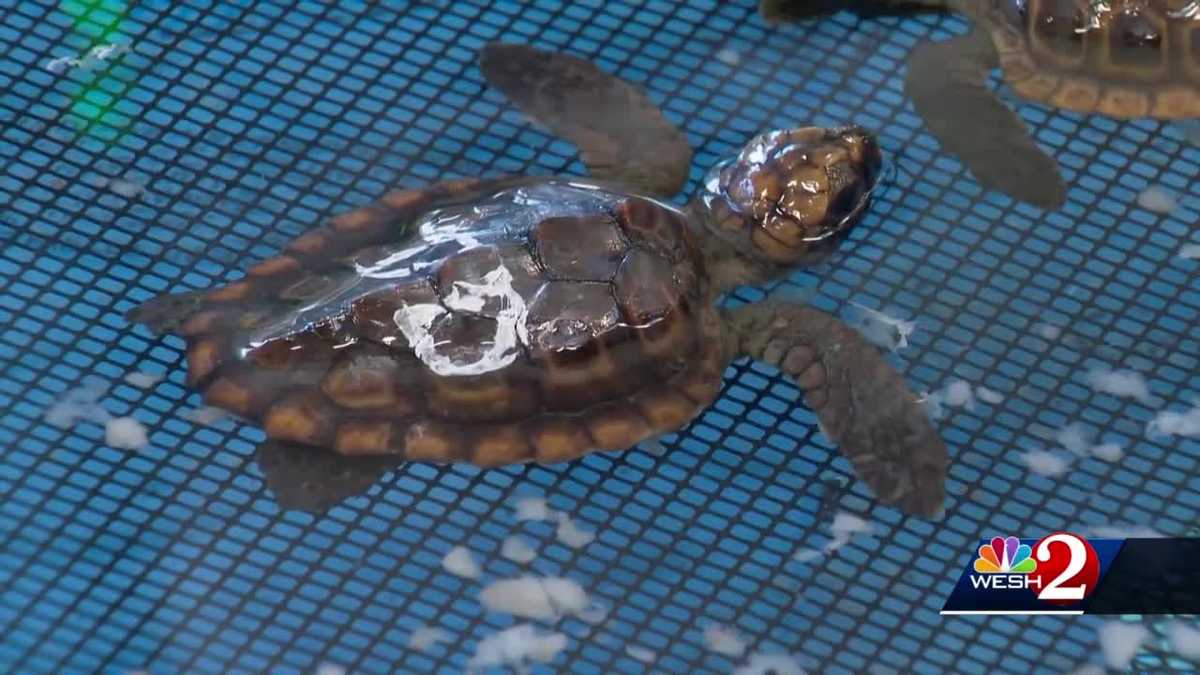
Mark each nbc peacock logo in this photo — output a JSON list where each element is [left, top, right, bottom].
[[969, 536, 1041, 590]]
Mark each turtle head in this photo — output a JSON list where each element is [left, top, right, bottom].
[[696, 126, 882, 286]]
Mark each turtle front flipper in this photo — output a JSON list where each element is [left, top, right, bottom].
[[725, 300, 947, 517], [256, 440, 404, 511], [479, 43, 692, 198], [905, 31, 1066, 209]]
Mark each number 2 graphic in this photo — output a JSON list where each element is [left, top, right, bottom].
[[1036, 533, 1088, 601]]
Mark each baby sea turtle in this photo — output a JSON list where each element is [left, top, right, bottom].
[[130, 43, 947, 516], [764, 0, 1200, 208]]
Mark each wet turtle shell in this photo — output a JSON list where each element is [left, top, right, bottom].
[[989, 0, 1200, 119], [161, 177, 724, 466]]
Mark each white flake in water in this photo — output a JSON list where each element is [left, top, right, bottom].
[[468, 624, 567, 673], [793, 548, 823, 563], [1167, 621, 1200, 660], [408, 624, 451, 651], [1034, 322, 1062, 340], [943, 380, 975, 408], [1137, 186, 1178, 214], [555, 513, 595, 548], [182, 406, 228, 426], [1085, 368, 1152, 405], [46, 43, 130, 74], [1097, 621, 1148, 670], [1090, 442, 1124, 462], [703, 624, 748, 658], [1180, 244, 1200, 260], [824, 512, 876, 554], [479, 576, 589, 620], [1056, 422, 1093, 456], [442, 546, 481, 579], [108, 178, 144, 199], [45, 380, 112, 428], [716, 48, 742, 66], [105, 417, 149, 450], [123, 371, 162, 389], [846, 302, 918, 351], [734, 653, 808, 675], [313, 664, 346, 675], [1020, 450, 1070, 478], [975, 386, 1004, 404], [514, 496, 552, 522], [1066, 666, 1104, 675], [1147, 403, 1200, 438], [501, 535, 537, 564], [625, 645, 656, 663]]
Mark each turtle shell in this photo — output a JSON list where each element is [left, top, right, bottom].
[[176, 177, 725, 465], [989, 0, 1200, 118]]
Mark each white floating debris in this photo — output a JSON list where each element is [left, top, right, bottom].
[[715, 48, 742, 66], [1168, 621, 1200, 660], [1089, 442, 1124, 463], [514, 496, 552, 522], [468, 624, 567, 673], [555, 513, 595, 548], [975, 386, 1004, 405], [107, 178, 145, 199], [1020, 450, 1070, 478], [105, 417, 148, 450], [442, 546, 481, 580], [1097, 621, 1148, 670], [45, 380, 112, 428], [703, 624, 748, 658], [1137, 186, 1178, 214], [182, 406, 228, 426], [313, 664, 345, 675], [123, 371, 162, 389], [734, 653, 808, 675], [943, 380, 975, 408], [626, 645, 656, 663], [824, 512, 876, 554], [408, 624, 451, 651], [1056, 422, 1093, 456], [1147, 403, 1200, 438], [1085, 367, 1152, 405], [845, 302, 918, 351], [479, 577, 589, 620], [1180, 244, 1200, 260], [793, 548, 823, 563], [1034, 322, 1062, 340], [1066, 665, 1104, 675], [46, 43, 131, 74], [501, 535, 538, 564]]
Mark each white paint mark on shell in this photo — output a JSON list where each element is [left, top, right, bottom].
[[394, 265, 528, 376]]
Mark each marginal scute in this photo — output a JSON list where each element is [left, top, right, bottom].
[[471, 425, 532, 466], [531, 418, 593, 463], [533, 213, 628, 281], [428, 372, 539, 422], [247, 256, 301, 277], [263, 391, 336, 447], [187, 339, 225, 386], [321, 347, 404, 410], [334, 420, 395, 456], [405, 421, 458, 462], [586, 403, 652, 451], [635, 388, 700, 435], [205, 280, 252, 302]]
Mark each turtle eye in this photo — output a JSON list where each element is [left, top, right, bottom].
[[1110, 11, 1164, 69]]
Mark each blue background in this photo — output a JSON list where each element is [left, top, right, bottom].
[[1, 1, 1198, 673]]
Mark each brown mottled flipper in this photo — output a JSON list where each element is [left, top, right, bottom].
[[726, 300, 947, 517], [905, 32, 1066, 210], [256, 441, 403, 511], [125, 289, 208, 334], [479, 43, 692, 197]]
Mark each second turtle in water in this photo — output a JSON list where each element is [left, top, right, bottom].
[[131, 44, 948, 516], [766, 0, 1200, 208]]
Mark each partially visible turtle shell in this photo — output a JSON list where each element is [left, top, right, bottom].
[[989, 0, 1200, 118], [163, 177, 725, 466]]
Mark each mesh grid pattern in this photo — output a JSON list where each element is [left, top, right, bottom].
[[1, 1, 1198, 673]]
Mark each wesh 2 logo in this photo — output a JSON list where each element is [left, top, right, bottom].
[[970, 532, 1100, 602]]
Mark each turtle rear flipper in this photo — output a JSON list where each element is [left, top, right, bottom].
[[479, 43, 692, 198], [256, 440, 404, 511], [905, 33, 1067, 210]]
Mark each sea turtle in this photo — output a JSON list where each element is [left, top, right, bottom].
[[763, 0, 1200, 209], [130, 43, 948, 516]]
